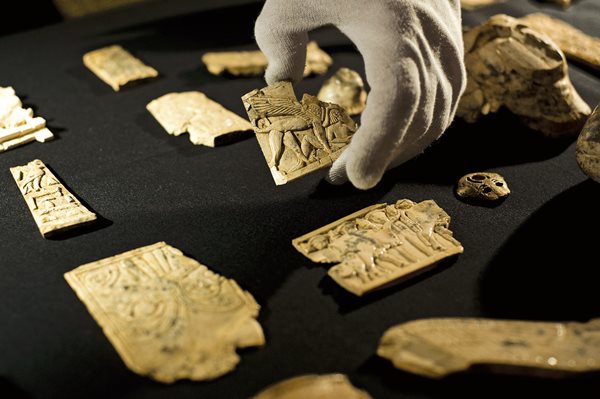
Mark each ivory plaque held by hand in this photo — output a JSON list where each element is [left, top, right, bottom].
[[242, 81, 358, 185]]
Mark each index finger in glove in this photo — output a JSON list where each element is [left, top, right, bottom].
[[329, 38, 424, 189], [254, 1, 329, 84]]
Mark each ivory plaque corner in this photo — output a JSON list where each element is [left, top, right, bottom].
[[242, 81, 358, 185], [64, 242, 265, 383], [292, 199, 463, 296], [10, 159, 96, 237], [83, 44, 158, 91], [146, 91, 253, 147]]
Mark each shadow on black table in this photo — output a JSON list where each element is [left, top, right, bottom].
[[480, 179, 600, 321], [100, 2, 263, 52], [0, 377, 33, 399], [383, 110, 574, 186]]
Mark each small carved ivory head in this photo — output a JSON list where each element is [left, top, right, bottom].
[[456, 172, 510, 201]]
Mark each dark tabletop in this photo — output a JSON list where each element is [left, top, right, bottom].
[[1, 0, 600, 398]]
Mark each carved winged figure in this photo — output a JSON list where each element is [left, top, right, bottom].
[[243, 83, 357, 172]]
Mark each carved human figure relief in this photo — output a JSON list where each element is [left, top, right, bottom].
[[147, 91, 253, 147], [457, 14, 591, 137], [292, 199, 463, 296], [378, 318, 600, 378], [83, 45, 158, 91], [64, 242, 265, 383], [0, 87, 54, 152], [242, 81, 358, 185], [253, 374, 372, 399], [202, 41, 332, 77], [10, 159, 96, 237]]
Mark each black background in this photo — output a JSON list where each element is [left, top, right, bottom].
[[1, 0, 600, 398]]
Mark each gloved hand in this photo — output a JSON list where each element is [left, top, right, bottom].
[[255, 0, 466, 189]]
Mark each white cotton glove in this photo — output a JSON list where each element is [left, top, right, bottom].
[[255, 0, 466, 189]]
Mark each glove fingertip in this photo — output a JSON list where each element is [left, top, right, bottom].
[[346, 152, 386, 190], [325, 148, 349, 185], [265, 61, 304, 85]]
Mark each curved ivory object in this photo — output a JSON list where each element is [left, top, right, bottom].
[[378, 318, 600, 378], [576, 104, 600, 183], [520, 13, 600, 72], [317, 68, 367, 116], [457, 14, 591, 137], [253, 374, 372, 399]]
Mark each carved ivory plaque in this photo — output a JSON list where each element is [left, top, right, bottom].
[[292, 199, 463, 296], [1, 87, 54, 153], [202, 41, 332, 77], [242, 81, 358, 185], [458, 14, 591, 137], [83, 45, 158, 91], [146, 92, 253, 147], [576, 104, 600, 183], [520, 13, 600, 72], [460, 0, 505, 10], [317, 68, 367, 116], [64, 242, 265, 383], [378, 318, 600, 378], [10, 159, 96, 237], [253, 374, 372, 399]]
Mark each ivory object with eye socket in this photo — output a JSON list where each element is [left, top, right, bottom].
[[456, 172, 510, 202]]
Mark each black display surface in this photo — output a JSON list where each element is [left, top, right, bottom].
[[1, 1, 600, 398]]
